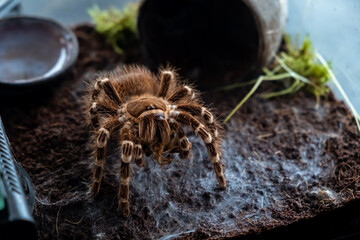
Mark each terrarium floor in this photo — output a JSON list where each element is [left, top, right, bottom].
[[1, 25, 359, 239]]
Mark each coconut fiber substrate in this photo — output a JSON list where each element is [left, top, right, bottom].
[[1, 25, 360, 240]]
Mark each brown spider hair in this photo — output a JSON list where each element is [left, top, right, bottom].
[[85, 65, 226, 217]]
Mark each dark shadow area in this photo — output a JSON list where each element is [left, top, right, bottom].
[[241, 199, 360, 240], [0, 220, 37, 240], [138, 0, 259, 88]]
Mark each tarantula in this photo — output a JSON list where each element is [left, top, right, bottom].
[[86, 65, 226, 217]]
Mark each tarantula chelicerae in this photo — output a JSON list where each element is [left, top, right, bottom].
[[86, 65, 226, 217]]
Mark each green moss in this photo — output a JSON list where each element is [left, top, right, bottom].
[[223, 35, 332, 123], [88, 3, 139, 54], [262, 35, 331, 99]]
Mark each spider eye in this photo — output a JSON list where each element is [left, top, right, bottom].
[[147, 105, 155, 110], [157, 115, 165, 120]]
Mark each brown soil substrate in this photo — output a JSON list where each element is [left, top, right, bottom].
[[1, 25, 360, 239]]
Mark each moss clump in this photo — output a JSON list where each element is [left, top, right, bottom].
[[262, 35, 331, 98], [88, 3, 139, 54], [223, 35, 332, 123]]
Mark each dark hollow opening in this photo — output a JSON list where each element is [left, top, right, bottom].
[[138, 0, 259, 88]]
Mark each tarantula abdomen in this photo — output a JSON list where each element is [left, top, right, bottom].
[[86, 65, 226, 217]]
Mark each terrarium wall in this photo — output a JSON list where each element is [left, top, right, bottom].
[[286, 0, 360, 113]]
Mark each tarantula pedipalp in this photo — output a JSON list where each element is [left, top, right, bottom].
[[86, 65, 226, 217]]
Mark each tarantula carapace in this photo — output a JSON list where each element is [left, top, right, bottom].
[[86, 65, 226, 217]]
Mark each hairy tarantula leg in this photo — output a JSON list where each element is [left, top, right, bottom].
[[169, 111, 227, 189], [158, 70, 174, 98], [131, 127, 145, 167], [167, 85, 196, 103], [118, 121, 134, 217], [138, 111, 157, 143], [91, 116, 122, 196], [174, 104, 220, 139], [89, 102, 118, 128], [133, 143, 145, 167], [88, 78, 122, 129], [153, 144, 165, 165], [89, 102, 99, 128], [119, 161, 132, 217], [168, 119, 191, 159], [93, 77, 123, 105]]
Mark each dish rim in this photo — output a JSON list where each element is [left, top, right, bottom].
[[0, 16, 79, 86]]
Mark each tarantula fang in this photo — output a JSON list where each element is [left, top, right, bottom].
[[86, 65, 226, 217]]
